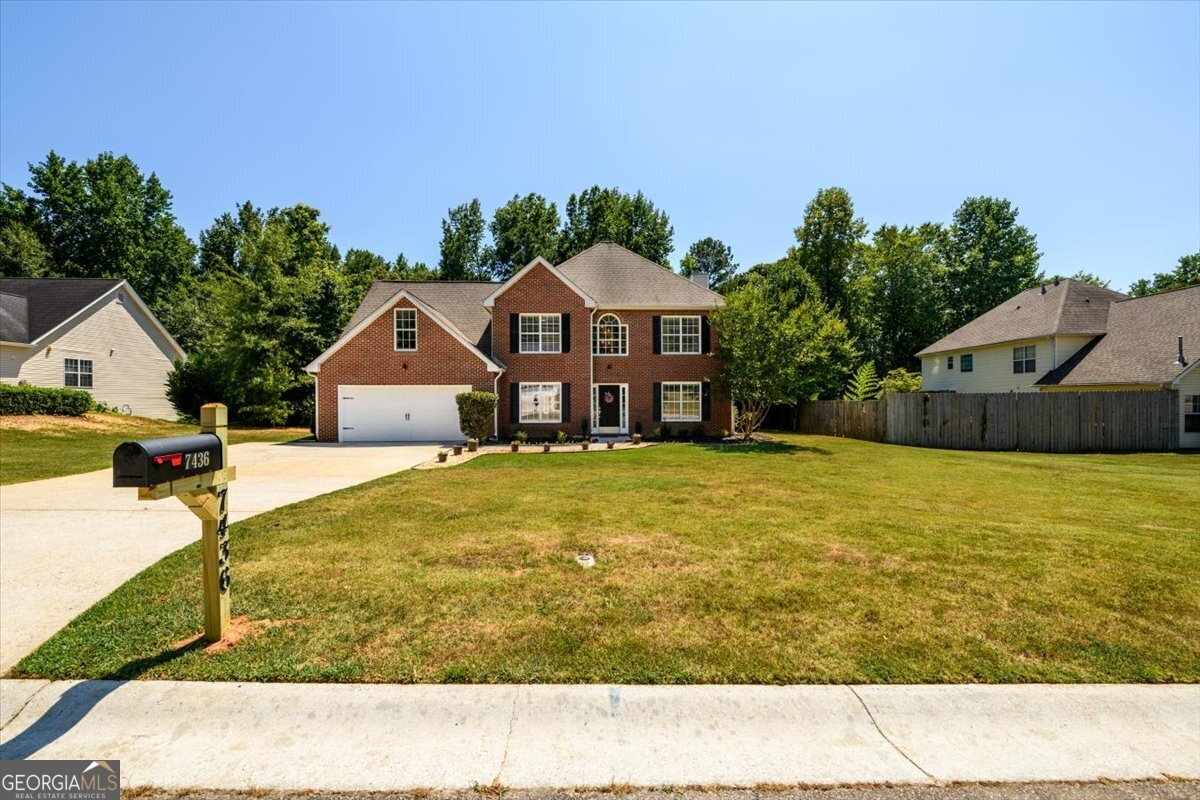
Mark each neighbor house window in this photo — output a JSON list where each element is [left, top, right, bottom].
[[1013, 345, 1036, 374], [1186, 395, 1200, 434], [519, 382, 562, 423], [662, 316, 701, 354], [961, 354, 974, 373], [593, 313, 628, 355], [520, 314, 561, 353], [64, 358, 93, 389], [947, 355, 954, 370], [662, 382, 702, 422], [394, 309, 417, 351]]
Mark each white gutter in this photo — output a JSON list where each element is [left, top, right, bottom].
[[493, 372, 500, 440], [588, 308, 596, 436]]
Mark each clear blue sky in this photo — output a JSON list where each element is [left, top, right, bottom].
[[2, 1, 1197, 291]]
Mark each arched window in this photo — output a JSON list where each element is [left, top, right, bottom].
[[592, 313, 628, 355]]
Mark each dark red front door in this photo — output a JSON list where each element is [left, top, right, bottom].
[[598, 384, 620, 428]]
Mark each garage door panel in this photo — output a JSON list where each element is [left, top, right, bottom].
[[339, 385, 470, 442]]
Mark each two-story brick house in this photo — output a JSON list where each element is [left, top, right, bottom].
[[306, 242, 730, 442]]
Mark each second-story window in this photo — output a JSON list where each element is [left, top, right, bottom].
[[1012, 345, 1036, 374], [394, 309, 418, 351], [519, 313, 561, 353], [593, 313, 628, 355], [661, 315, 701, 354]]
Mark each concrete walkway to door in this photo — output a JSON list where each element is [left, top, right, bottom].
[[0, 441, 439, 673]]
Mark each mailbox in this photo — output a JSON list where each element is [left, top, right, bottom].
[[113, 433, 224, 488]]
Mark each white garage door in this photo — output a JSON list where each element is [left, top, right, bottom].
[[338, 385, 471, 442]]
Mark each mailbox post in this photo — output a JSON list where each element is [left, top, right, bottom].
[[112, 402, 237, 643]]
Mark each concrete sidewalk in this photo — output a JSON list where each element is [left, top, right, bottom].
[[2, 681, 1197, 790], [0, 442, 439, 673]]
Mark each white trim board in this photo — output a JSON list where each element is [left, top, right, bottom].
[[483, 257, 596, 308]]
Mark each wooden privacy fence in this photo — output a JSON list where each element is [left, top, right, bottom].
[[796, 390, 1180, 452]]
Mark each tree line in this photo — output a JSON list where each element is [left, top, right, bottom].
[[2, 150, 1195, 427]]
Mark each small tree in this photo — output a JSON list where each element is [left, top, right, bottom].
[[878, 367, 922, 396], [455, 391, 497, 441], [843, 362, 879, 401]]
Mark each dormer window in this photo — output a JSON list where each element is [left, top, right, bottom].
[[593, 314, 628, 356]]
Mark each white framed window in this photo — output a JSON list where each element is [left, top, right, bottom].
[[662, 381, 702, 422], [662, 316, 701, 354], [592, 313, 628, 355], [64, 358, 93, 389], [519, 382, 562, 423], [1185, 395, 1200, 434], [520, 313, 561, 353], [1013, 345, 1036, 374], [961, 354, 974, 373], [394, 308, 418, 351]]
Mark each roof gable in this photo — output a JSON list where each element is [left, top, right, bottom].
[[482, 257, 595, 308], [0, 277, 123, 343], [917, 279, 1128, 356], [556, 242, 725, 308]]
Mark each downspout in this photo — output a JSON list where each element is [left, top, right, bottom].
[[493, 371, 500, 440]]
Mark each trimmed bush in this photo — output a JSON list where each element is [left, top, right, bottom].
[[0, 384, 93, 416], [456, 391, 498, 442]]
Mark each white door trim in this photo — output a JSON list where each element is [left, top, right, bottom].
[[592, 382, 628, 435]]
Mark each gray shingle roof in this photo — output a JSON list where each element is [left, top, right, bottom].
[[344, 281, 500, 353], [916, 279, 1128, 356], [0, 278, 122, 343], [1037, 284, 1200, 386], [556, 242, 725, 308]]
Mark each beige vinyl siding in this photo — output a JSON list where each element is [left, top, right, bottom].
[[2, 295, 180, 419], [1179, 367, 1200, 449], [920, 335, 1100, 394]]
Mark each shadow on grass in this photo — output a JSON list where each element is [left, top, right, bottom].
[[0, 639, 204, 760], [692, 441, 830, 456]]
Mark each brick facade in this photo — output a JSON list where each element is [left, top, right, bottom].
[[315, 297, 494, 441], [313, 265, 730, 442]]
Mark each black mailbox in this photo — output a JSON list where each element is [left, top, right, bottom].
[[113, 433, 224, 488]]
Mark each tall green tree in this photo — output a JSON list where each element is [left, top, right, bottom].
[[942, 196, 1042, 327], [559, 186, 673, 266], [1129, 252, 1199, 297], [1045, 270, 1110, 288], [861, 223, 949, 371], [713, 274, 856, 438], [438, 198, 488, 280], [679, 237, 738, 290], [392, 252, 436, 280], [790, 187, 868, 312], [488, 193, 560, 279], [0, 151, 196, 306]]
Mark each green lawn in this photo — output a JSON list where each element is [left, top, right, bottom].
[[0, 413, 309, 484], [12, 434, 1199, 684]]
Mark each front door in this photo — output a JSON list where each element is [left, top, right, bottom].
[[597, 384, 621, 429]]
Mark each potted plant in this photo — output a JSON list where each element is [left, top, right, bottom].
[[607, 441, 615, 450], [581, 440, 590, 450], [631, 433, 642, 444], [452, 444, 463, 456], [510, 440, 520, 453], [437, 450, 449, 463], [467, 438, 478, 452], [543, 442, 552, 453]]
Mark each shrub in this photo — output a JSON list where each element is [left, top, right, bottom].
[[634, 421, 643, 435], [878, 367, 922, 396], [455, 391, 497, 442], [580, 416, 589, 436], [166, 355, 226, 422], [512, 429, 529, 443], [0, 384, 92, 416], [555, 430, 568, 444]]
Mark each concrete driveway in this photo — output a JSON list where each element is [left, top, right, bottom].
[[0, 441, 439, 673]]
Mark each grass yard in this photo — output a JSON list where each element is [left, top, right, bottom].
[[0, 413, 309, 484], [13, 434, 1199, 684]]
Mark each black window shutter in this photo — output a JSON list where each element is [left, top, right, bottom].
[[652, 382, 662, 422], [561, 313, 571, 353], [702, 382, 711, 421], [562, 383, 571, 422], [701, 316, 711, 353], [652, 316, 662, 354], [510, 383, 520, 423], [510, 313, 520, 353]]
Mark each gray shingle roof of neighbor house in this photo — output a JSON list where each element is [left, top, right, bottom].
[[1037, 284, 1200, 386], [915, 279, 1129, 356], [343, 281, 500, 352], [555, 242, 725, 308], [0, 277, 123, 343]]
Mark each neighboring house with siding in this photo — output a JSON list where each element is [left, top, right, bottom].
[[0, 278, 185, 419], [305, 242, 729, 442], [917, 279, 1200, 448]]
